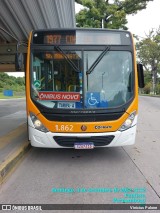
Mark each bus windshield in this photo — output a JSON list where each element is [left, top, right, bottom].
[[31, 49, 133, 110]]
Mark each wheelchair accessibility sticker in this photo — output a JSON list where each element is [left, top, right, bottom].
[[86, 92, 100, 106]]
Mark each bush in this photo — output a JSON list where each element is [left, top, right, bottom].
[[155, 84, 160, 95], [143, 82, 152, 94]]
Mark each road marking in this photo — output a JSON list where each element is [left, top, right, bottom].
[[1, 111, 26, 119]]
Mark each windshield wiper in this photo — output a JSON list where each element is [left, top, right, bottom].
[[54, 46, 80, 73], [86, 46, 110, 75]]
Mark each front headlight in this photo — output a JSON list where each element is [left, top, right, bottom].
[[118, 111, 136, 131], [30, 112, 49, 133]]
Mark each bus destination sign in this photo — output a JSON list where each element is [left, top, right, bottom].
[[45, 34, 76, 45], [33, 29, 131, 45]]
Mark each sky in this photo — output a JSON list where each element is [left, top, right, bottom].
[[126, 0, 160, 38], [7, 0, 160, 77], [7, 72, 24, 77]]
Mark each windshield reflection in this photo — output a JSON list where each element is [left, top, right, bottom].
[[84, 51, 133, 108]]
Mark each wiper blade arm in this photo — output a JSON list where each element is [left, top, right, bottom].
[[54, 46, 80, 73], [86, 46, 110, 75]]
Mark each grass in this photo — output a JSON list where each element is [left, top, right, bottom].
[[0, 92, 25, 99]]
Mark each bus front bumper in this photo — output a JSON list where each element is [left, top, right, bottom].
[[28, 125, 137, 148]]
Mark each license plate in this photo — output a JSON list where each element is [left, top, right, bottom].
[[74, 142, 94, 149]]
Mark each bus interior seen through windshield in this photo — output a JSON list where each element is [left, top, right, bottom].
[[32, 48, 133, 110]]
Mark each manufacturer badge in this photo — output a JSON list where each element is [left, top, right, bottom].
[[81, 125, 87, 131], [95, 126, 112, 129]]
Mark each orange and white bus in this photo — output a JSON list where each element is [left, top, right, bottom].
[[25, 28, 144, 148]]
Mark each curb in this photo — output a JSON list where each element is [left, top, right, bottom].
[[0, 98, 26, 101], [0, 141, 31, 184]]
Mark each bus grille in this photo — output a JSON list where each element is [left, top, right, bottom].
[[42, 112, 123, 122], [53, 135, 115, 147]]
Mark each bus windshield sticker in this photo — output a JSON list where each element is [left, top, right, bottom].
[[34, 80, 41, 89], [86, 92, 100, 107], [57, 102, 76, 109], [86, 92, 108, 108], [38, 92, 80, 101]]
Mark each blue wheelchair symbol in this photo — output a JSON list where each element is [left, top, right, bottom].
[[86, 92, 100, 106]]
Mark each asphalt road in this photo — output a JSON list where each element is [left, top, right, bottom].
[[0, 99, 26, 136], [0, 96, 160, 212]]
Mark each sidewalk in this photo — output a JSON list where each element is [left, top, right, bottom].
[[0, 98, 26, 101], [0, 123, 31, 184]]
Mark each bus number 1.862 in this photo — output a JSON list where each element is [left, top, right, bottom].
[[55, 124, 73, 132]]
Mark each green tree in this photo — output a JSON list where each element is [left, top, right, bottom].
[[141, 70, 152, 87], [15, 77, 25, 86], [0, 73, 25, 92], [75, 0, 153, 29], [136, 27, 160, 94]]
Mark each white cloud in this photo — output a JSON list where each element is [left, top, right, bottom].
[[6, 72, 24, 77], [127, 0, 160, 37], [75, 2, 84, 13]]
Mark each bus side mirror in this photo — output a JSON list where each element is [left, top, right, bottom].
[[15, 53, 24, 71], [137, 63, 145, 88]]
